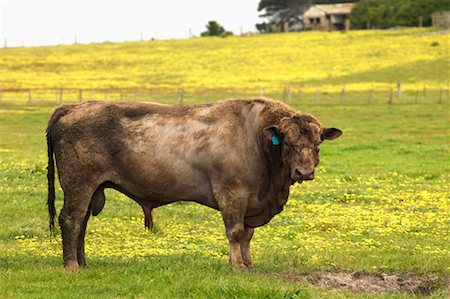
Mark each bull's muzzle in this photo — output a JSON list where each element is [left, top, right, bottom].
[[294, 169, 315, 181]]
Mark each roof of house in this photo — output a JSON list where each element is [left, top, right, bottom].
[[304, 3, 355, 17]]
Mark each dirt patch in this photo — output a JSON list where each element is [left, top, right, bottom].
[[271, 271, 444, 295]]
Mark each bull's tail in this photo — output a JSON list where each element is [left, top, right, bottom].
[[46, 105, 70, 238], [47, 129, 56, 237]]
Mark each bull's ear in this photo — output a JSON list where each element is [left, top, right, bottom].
[[321, 128, 342, 141], [263, 126, 282, 145]]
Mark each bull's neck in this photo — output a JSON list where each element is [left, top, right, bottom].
[[257, 130, 291, 189]]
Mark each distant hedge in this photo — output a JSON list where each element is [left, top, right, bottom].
[[350, 0, 450, 29]]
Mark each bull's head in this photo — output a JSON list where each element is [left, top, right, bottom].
[[264, 114, 342, 183]]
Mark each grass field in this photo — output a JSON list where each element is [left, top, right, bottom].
[[0, 28, 449, 298], [0, 101, 449, 298]]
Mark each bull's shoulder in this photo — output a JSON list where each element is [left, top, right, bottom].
[[205, 98, 294, 122], [221, 98, 295, 119]]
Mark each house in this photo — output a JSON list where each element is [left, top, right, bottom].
[[303, 3, 355, 31]]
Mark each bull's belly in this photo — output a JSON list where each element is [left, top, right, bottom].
[[112, 160, 218, 209]]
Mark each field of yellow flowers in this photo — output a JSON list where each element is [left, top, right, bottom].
[[0, 28, 448, 99]]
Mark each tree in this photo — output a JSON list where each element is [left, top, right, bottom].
[[256, 0, 312, 32], [350, 0, 450, 29], [201, 21, 233, 37]]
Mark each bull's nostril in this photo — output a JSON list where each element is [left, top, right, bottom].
[[294, 169, 314, 181]]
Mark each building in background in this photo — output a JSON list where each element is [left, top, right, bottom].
[[303, 3, 355, 31]]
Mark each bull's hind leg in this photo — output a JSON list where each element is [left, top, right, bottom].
[[135, 199, 155, 229], [59, 191, 92, 270], [142, 206, 153, 229], [77, 212, 91, 267]]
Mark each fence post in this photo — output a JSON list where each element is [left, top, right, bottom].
[[178, 88, 184, 104], [79, 89, 83, 102], [447, 81, 450, 101], [297, 88, 301, 102], [259, 86, 264, 97], [287, 85, 291, 103], [438, 88, 443, 104], [59, 88, 64, 103], [368, 88, 373, 105], [204, 87, 210, 101], [397, 82, 401, 99], [104, 89, 109, 101], [28, 89, 32, 104], [415, 89, 419, 104], [388, 88, 393, 104], [340, 84, 346, 104]]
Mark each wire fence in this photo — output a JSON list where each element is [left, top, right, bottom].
[[0, 84, 449, 106]]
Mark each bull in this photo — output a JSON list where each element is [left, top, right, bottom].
[[46, 98, 342, 270]]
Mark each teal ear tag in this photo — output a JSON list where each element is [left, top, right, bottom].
[[271, 135, 280, 145]]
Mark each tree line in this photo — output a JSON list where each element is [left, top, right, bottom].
[[350, 0, 450, 29]]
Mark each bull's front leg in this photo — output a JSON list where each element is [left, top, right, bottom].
[[222, 213, 246, 267], [240, 226, 254, 268], [216, 187, 251, 268]]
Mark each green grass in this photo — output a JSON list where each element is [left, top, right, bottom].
[[0, 101, 449, 298]]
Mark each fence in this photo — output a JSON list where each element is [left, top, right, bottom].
[[0, 84, 449, 106]]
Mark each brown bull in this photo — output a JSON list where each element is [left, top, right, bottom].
[[46, 98, 342, 270]]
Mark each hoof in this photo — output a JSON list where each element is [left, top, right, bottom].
[[64, 261, 79, 271], [230, 262, 248, 270]]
